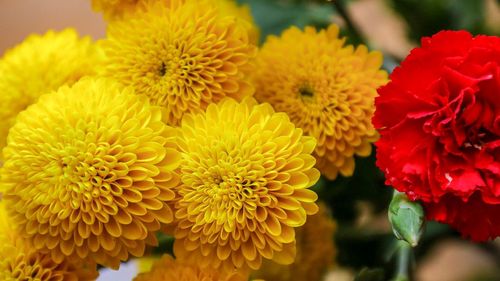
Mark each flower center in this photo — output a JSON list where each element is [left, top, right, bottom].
[[299, 85, 315, 102], [150, 47, 198, 98], [462, 128, 494, 150], [59, 142, 121, 209], [181, 145, 269, 230], [159, 62, 167, 77], [204, 169, 257, 205]]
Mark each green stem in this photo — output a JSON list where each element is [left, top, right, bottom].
[[392, 241, 412, 281]]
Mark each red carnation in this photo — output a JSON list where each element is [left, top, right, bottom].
[[373, 30, 500, 241]]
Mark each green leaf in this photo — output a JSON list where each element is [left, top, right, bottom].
[[238, 0, 334, 43], [154, 233, 175, 255]]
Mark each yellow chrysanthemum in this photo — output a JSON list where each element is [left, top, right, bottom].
[[0, 28, 103, 153], [0, 78, 181, 269], [0, 202, 98, 281], [134, 255, 247, 281], [173, 97, 320, 273], [92, 0, 259, 44], [91, 0, 140, 19], [213, 0, 260, 44], [254, 25, 388, 180], [100, 0, 256, 126], [252, 203, 337, 281]]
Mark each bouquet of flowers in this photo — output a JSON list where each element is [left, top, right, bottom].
[[0, 0, 498, 280]]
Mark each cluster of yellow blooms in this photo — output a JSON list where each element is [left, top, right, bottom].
[[252, 203, 337, 281], [0, 0, 387, 280]]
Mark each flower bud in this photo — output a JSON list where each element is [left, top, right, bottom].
[[388, 191, 425, 247]]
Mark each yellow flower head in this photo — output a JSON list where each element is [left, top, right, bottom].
[[213, 0, 260, 45], [92, 0, 259, 44], [0, 202, 98, 281], [252, 203, 337, 281], [134, 254, 247, 281], [91, 0, 140, 19], [173, 97, 320, 273], [0, 78, 181, 269], [0, 28, 103, 153], [254, 25, 388, 180], [101, 0, 256, 126]]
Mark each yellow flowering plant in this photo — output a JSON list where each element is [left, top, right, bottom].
[[172, 97, 320, 273], [1, 78, 182, 269], [2, 0, 493, 281], [254, 24, 388, 180], [0, 202, 99, 280], [252, 202, 337, 281], [0, 28, 103, 154], [133, 254, 248, 281], [100, 0, 256, 126]]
